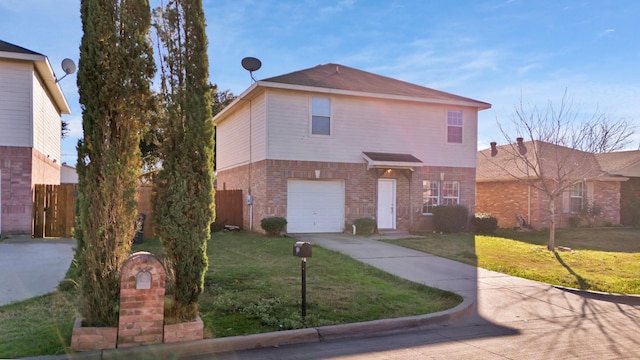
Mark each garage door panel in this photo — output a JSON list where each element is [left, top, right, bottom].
[[287, 180, 344, 233]]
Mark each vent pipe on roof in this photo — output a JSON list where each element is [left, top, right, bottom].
[[336, 65, 340, 74]]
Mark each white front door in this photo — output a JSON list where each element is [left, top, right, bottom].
[[377, 179, 396, 229]]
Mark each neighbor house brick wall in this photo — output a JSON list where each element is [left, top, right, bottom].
[[476, 181, 531, 228], [477, 180, 622, 229], [31, 148, 60, 186], [0, 146, 33, 234]]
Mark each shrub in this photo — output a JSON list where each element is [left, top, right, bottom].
[[432, 204, 468, 233], [353, 217, 377, 236], [471, 213, 498, 234], [580, 202, 603, 227], [568, 216, 582, 228], [260, 217, 287, 236], [210, 220, 225, 233]]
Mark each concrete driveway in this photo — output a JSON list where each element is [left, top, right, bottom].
[[0, 236, 75, 306]]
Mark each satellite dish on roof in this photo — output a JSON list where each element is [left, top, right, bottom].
[[241, 57, 262, 72], [56, 58, 76, 83], [241, 57, 261, 83]]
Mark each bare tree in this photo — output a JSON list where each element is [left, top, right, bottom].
[[482, 90, 635, 251]]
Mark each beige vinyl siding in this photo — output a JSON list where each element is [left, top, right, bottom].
[[216, 95, 267, 171], [266, 89, 478, 167], [0, 60, 32, 147], [32, 73, 61, 161]]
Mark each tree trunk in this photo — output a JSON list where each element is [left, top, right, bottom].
[[548, 200, 556, 251]]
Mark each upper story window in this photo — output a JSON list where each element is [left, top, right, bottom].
[[311, 97, 331, 136], [570, 182, 584, 213], [447, 110, 463, 143]]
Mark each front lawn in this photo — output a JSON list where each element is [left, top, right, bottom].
[[0, 231, 461, 358], [388, 227, 640, 294]]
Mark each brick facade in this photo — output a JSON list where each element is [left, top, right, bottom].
[[216, 160, 476, 232], [0, 146, 60, 235], [477, 180, 622, 229]]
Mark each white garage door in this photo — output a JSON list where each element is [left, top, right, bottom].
[[287, 179, 345, 233]]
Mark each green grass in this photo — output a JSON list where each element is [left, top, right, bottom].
[[0, 231, 461, 358], [389, 227, 640, 294]]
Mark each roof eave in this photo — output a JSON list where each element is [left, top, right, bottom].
[[2, 51, 71, 114], [258, 81, 492, 110]]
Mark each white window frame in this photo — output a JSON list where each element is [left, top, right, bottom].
[[447, 109, 463, 144], [422, 180, 440, 215], [442, 181, 460, 205], [422, 180, 460, 214], [310, 97, 331, 136], [570, 182, 584, 213]]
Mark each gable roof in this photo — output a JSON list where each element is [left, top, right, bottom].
[[0, 39, 70, 114], [214, 63, 490, 124], [477, 140, 611, 182], [0, 40, 44, 56], [263, 63, 491, 108]]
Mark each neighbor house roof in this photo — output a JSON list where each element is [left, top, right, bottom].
[[595, 150, 640, 177], [214, 63, 491, 124], [477, 140, 611, 182], [0, 40, 71, 114]]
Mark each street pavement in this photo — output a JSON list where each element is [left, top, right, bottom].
[[0, 236, 75, 306], [14, 232, 640, 359]]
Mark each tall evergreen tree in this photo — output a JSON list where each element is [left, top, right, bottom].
[[152, 0, 215, 320], [76, 0, 155, 326]]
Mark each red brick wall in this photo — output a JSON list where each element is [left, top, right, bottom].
[[31, 148, 60, 186], [0, 146, 33, 234], [118, 252, 166, 348], [477, 180, 621, 229], [217, 160, 476, 232]]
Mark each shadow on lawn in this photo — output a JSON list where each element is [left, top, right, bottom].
[[554, 251, 590, 290]]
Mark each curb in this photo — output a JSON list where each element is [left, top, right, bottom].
[[553, 285, 640, 305], [25, 297, 474, 360]]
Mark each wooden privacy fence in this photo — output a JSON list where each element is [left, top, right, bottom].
[[214, 189, 243, 228], [33, 184, 77, 238], [33, 185, 243, 239]]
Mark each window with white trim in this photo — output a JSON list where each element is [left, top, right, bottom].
[[422, 180, 440, 214], [311, 97, 331, 136], [570, 182, 583, 213], [447, 110, 463, 143], [442, 181, 460, 205], [422, 180, 460, 214]]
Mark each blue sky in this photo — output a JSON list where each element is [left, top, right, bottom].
[[1, 0, 639, 165]]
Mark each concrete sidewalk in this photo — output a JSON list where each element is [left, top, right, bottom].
[[0, 236, 76, 306]]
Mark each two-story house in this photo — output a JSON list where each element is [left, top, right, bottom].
[[214, 64, 490, 233], [0, 40, 70, 235]]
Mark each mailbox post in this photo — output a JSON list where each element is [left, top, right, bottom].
[[293, 241, 312, 318]]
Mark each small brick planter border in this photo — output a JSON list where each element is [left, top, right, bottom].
[[70, 318, 117, 351], [164, 316, 204, 343]]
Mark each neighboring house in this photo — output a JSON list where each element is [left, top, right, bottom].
[[60, 163, 78, 184], [0, 40, 70, 235], [476, 140, 638, 229], [214, 63, 490, 233]]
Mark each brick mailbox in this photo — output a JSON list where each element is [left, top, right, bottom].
[[117, 252, 166, 348]]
